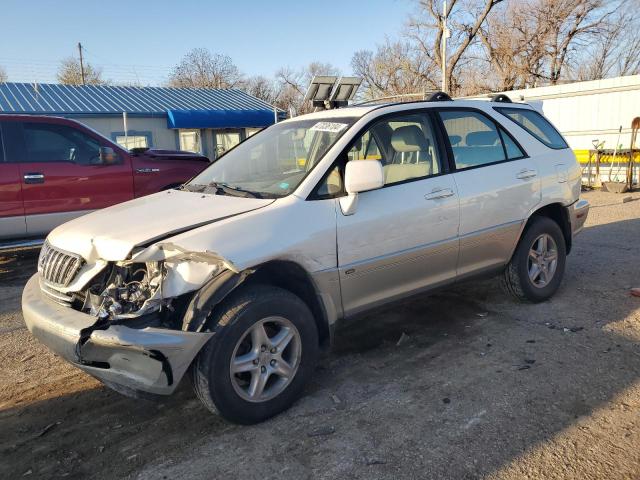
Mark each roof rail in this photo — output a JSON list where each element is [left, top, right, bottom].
[[490, 94, 512, 103], [425, 91, 452, 102]]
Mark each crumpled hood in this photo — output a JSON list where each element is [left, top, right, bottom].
[[48, 190, 275, 262]]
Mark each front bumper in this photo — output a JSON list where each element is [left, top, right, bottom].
[[22, 274, 212, 396], [567, 198, 590, 236]]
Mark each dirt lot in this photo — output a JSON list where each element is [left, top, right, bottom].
[[1, 190, 640, 479]]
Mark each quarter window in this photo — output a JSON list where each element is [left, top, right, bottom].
[[496, 107, 568, 149], [349, 113, 442, 186], [500, 127, 526, 159], [22, 123, 101, 165]]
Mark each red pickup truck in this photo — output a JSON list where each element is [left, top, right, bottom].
[[0, 115, 210, 247]]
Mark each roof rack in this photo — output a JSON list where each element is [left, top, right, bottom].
[[425, 91, 452, 102], [354, 90, 453, 107], [489, 94, 512, 103]]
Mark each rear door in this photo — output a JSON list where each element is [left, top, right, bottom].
[[0, 122, 26, 239], [4, 120, 135, 236], [437, 108, 541, 278]]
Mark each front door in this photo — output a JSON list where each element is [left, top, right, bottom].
[[437, 109, 541, 277], [336, 111, 460, 315], [4, 120, 134, 237]]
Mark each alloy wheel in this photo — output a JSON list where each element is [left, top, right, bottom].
[[229, 316, 302, 402], [527, 233, 558, 288]]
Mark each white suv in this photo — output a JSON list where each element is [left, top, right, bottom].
[[22, 96, 589, 423]]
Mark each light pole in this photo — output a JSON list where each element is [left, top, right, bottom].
[[441, 0, 451, 93]]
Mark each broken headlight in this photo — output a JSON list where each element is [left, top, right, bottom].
[[83, 262, 163, 320]]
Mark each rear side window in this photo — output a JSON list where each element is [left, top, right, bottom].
[[496, 107, 568, 149], [439, 110, 506, 170]]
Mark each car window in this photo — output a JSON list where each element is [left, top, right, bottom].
[[499, 127, 526, 159], [496, 107, 568, 149], [439, 110, 507, 170], [22, 123, 101, 165], [315, 165, 343, 198], [349, 113, 442, 186], [188, 117, 355, 198]]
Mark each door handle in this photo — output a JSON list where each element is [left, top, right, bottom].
[[135, 168, 160, 173], [424, 188, 455, 200], [516, 169, 537, 180], [23, 173, 45, 184]]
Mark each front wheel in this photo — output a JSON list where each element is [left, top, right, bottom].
[[192, 285, 319, 424], [502, 216, 567, 303]]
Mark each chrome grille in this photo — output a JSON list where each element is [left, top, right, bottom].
[[38, 241, 84, 287]]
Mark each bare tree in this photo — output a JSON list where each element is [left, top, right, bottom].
[[274, 62, 341, 115], [352, 40, 439, 99], [539, 0, 617, 84], [0, 66, 7, 83], [168, 48, 242, 89], [478, 3, 549, 90], [406, 0, 505, 94], [573, 3, 640, 80], [57, 57, 105, 85], [240, 75, 281, 104]]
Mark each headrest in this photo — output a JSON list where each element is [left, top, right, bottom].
[[466, 131, 499, 146], [448, 135, 462, 146], [391, 125, 430, 152]]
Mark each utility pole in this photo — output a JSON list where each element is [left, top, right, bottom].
[[441, 0, 450, 93], [78, 42, 86, 85]]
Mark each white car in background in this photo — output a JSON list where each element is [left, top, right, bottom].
[[23, 93, 589, 424]]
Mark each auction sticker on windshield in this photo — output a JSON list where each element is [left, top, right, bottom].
[[310, 122, 349, 133]]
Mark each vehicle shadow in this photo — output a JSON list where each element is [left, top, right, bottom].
[[1, 218, 639, 479]]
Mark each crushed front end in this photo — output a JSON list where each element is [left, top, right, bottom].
[[22, 241, 224, 396]]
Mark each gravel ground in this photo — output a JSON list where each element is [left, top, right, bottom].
[[1, 190, 640, 480]]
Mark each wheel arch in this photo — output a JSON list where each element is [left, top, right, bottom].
[[242, 260, 332, 351], [524, 202, 572, 254], [181, 260, 332, 351]]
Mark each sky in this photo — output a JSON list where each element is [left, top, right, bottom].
[[0, 0, 412, 85]]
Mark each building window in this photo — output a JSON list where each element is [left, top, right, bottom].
[[111, 130, 152, 151], [246, 128, 262, 137], [215, 131, 241, 158], [115, 135, 149, 150], [179, 129, 202, 153]]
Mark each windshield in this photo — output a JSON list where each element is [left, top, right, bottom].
[[186, 117, 356, 198]]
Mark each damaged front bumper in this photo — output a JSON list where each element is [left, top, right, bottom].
[[22, 274, 213, 396]]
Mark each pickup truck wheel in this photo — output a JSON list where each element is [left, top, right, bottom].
[[502, 216, 566, 303], [192, 285, 319, 424]]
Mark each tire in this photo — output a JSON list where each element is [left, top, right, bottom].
[[192, 285, 319, 424], [502, 216, 567, 303]]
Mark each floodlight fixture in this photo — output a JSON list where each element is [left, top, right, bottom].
[[303, 76, 338, 108], [329, 77, 362, 106]]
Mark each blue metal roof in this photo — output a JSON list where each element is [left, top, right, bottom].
[[0, 82, 277, 116]]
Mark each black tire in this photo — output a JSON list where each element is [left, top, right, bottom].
[[192, 285, 319, 424], [502, 216, 567, 303]]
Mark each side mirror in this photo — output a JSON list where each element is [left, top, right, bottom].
[[344, 160, 384, 194], [99, 147, 118, 164], [340, 160, 384, 216]]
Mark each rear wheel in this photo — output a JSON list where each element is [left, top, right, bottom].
[[503, 216, 566, 302], [192, 285, 319, 424]]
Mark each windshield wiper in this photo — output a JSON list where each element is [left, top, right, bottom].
[[207, 182, 263, 198]]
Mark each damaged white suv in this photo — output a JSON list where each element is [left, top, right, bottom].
[[23, 95, 589, 424]]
